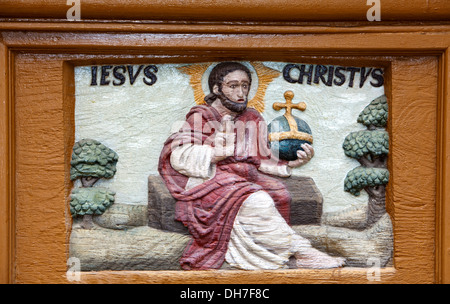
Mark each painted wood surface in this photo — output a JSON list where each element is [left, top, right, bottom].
[[0, 17, 449, 283], [1, 0, 449, 21]]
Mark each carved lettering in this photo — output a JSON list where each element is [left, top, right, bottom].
[[282, 64, 384, 88], [90, 65, 158, 86]]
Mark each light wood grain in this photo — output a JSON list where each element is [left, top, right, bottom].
[[1, 31, 449, 54], [10, 52, 439, 284], [14, 55, 69, 283], [438, 49, 450, 283], [0, 21, 448, 283], [0, 38, 12, 284], [0, 0, 449, 21]]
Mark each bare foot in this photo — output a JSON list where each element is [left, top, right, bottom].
[[295, 247, 346, 269]]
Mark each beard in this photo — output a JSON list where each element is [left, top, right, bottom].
[[217, 92, 248, 113]]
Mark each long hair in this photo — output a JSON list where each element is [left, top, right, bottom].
[[204, 62, 252, 105]]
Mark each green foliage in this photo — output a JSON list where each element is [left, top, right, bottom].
[[70, 139, 119, 181], [357, 95, 388, 128], [344, 167, 389, 196], [70, 187, 115, 217], [343, 95, 389, 198], [342, 130, 389, 160]]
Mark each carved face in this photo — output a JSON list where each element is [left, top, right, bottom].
[[219, 70, 250, 103], [213, 70, 250, 113]]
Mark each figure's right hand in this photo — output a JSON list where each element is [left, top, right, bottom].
[[212, 115, 235, 163], [212, 131, 235, 163]]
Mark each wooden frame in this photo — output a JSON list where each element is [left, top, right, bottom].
[[1, 1, 450, 284], [1, 0, 450, 21]]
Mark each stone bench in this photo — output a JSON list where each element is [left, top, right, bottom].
[[147, 174, 323, 234]]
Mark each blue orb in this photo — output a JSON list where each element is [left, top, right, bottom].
[[268, 115, 313, 161]]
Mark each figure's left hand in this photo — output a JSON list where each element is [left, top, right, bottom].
[[287, 143, 314, 168]]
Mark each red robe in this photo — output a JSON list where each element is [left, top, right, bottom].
[[158, 105, 291, 270]]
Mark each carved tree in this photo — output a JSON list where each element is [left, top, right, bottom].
[[70, 139, 118, 228], [343, 95, 389, 227], [70, 187, 116, 228], [70, 139, 119, 186]]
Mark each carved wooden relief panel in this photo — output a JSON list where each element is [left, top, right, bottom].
[[1, 2, 449, 284], [69, 61, 391, 272]]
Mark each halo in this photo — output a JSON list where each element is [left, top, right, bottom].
[[177, 62, 280, 113]]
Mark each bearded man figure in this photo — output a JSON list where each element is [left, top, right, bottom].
[[158, 62, 345, 270]]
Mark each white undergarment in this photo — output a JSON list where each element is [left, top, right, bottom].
[[225, 191, 312, 270]]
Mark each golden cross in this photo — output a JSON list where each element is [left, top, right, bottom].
[[272, 91, 306, 117], [269, 90, 312, 144]]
